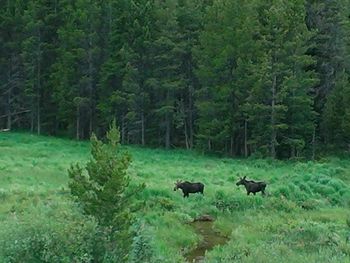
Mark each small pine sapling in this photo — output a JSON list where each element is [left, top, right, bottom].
[[68, 121, 142, 261]]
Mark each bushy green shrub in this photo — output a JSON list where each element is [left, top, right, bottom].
[[214, 191, 264, 212], [265, 197, 298, 213], [340, 192, 350, 207], [346, 216, 350, 228], [130, 222, 154, 263], [0, 188, 8, 200], [154, 197, 176, 211], [68, 122, 144, 261], [299, 199, 319, 210], [0, 211, 98, 263]]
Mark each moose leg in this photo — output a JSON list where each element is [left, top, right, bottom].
[[261, 190, 265, 196], [253, 192, 256, 195], [247, 192, 250, 195]]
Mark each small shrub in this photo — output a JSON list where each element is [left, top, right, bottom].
[[265, 197, 298, 213], [340, 192, 350, 207], [130, 223, 154, 263], [158, 198, 176, 211], [0, 213, 98, 262], [214, 192, 263, 212], [299, 199, 318, 210], [0, 188, 8, 200], [297, 182, 312, 195], [346, 216, 350, 228]]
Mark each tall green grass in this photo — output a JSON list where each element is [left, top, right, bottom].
[[0, 133, 350, 262]]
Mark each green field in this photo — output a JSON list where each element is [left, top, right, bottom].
[[0, 133, 350, 262]]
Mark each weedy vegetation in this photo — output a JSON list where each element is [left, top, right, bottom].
[[0, 133, 350, 262]]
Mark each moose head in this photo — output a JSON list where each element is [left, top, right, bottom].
[[236, 176, 247, 186], [174, 180, 182, 191]]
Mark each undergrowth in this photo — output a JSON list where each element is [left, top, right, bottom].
[[0, 133, 350, 262]]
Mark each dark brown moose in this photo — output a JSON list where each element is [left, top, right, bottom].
[[174, 180, 204, 198], [236, 176, 267, 196]]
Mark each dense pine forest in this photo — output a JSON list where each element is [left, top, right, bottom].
[[1, 0, 350, 158]]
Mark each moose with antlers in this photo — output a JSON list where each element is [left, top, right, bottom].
[[174, 180, 205, 198], [236, 176, 267, 196]]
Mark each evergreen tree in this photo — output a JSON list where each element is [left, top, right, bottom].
[[249, 0, 317, 158], [323, 70, 350, 149], [307, 0, 350, 148], [0, 0, 349, 157], [98, 0, 154, 145], [196, 0, 260, 155], [0, 0, 27, 130], [51, 0, 101, 139], [68, 121, 140, 261]]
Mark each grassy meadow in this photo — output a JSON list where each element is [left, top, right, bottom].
[[0, 133, 350, 262]]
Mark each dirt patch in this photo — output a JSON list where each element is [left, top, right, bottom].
[[185, 218, 228, 262]]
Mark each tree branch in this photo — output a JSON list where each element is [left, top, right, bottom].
[[0, 109, 31, 119]]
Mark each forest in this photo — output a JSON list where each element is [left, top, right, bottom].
[[1, 0, 350, 159], [1, 1, 350, 262]]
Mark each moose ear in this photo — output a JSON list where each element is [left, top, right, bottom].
[[243, 176, 246, 179]]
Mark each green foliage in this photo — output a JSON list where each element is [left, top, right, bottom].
[[130, 222, 154, 263], [214, 191, 264, 212], [68, 122, 140, 261], [0, 203, 98, 263], [1, 0, 350, 159], [1, 133, 350, 262]]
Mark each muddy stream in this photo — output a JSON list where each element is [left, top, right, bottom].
[[185, 220, 229, 262]]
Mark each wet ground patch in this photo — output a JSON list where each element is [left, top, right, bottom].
[[186, 216, 229, 262]]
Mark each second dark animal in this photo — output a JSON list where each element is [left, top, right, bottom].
[[174, 180, 204, 198], [236, 176, 267, 196]]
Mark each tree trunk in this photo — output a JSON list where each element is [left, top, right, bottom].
[[6, 58, 13, 130], [121, 116, 126, 144], [270, 74, 277, 158], [76, 105, 80, 140], [244, 119, 248, 158], [6, 84, 12, 130], [188, 85, 194, 149], [36, 29, 41, 135], [141, 111, 145, 146], [30, 110, 34, 133], [184, 118, 189, 150], [165, 113, 170, 149], [88, 33, 94, 137], [312, 126, 316, 160]]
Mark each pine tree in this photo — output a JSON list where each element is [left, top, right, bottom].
[[68, 121, 142, 261], [248, 0, 317, 158], [196, 0, 260, 155], [0, 0, 27, 130], [323, 70, 350, 149], [98, 0, 154, 145], [22, 0, 45, 134], [307, 0, 350, 149], [51, 0, 101, 139]]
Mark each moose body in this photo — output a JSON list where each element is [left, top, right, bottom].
[[236, 176, 266, 196], [174, 181, 204, 198]]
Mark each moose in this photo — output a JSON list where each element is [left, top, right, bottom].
[[174, 180, 205, 198], [236, 176, 267, 196]]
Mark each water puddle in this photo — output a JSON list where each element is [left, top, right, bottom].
[[185, 220, 229, 262]]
